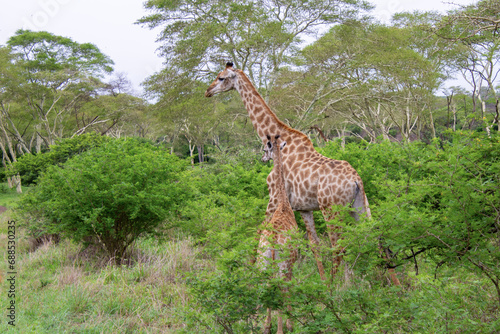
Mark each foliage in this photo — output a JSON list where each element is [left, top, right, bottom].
[[3, 30, 114, 146], [286, 20, 445, 140], [12, 133, 110, 185], [5, 131, 500, 332], [177, 157, 271, 244], [143, 73, 224, 163], [138, 0, 371, 88], [319, 131, 500, 306], [3, 2, 500, 332], [7, 29, 113, 75], [16, 138, 188, 264], [433, 0, 500, 133], [180, 131, 500, 333]]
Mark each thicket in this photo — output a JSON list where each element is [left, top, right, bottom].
[[13, 130, 500, 332], [183, 131, 500, 333]]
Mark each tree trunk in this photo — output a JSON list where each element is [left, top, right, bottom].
[[13, 174, 22, 194], [496, 99, 499, 133], [446, 94, 452, 130], [470, 93, 477, 129], [429, 110, 437, 138], [197, 144, 204, 164], [452, 103, 457, 132], [36, 127, 43, 153], [187, 138, 195, 165], [336, 127, 346, 149]]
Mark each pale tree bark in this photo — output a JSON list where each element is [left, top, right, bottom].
[[0, 127, 22, 193], [187, 137, 195, 166], [429, 109, 437, 138], [335, 124, 347, 149], [374, 103, 391, 141]]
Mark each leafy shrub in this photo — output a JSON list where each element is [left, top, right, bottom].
[[12, 133, 109, 185], [17, 138, 188, 264], [177, 160, 271, 244]]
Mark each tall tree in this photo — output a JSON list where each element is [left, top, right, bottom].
[[143, 68, 223, 163], [434, 0, 500, 133], [5, 30, 114, 149], [286, 21, 442, 142], [138, 0, 372, 94], [0, 31, 116, 191]]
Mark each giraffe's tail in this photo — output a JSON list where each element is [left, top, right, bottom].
[[351, 181, 371, 221]]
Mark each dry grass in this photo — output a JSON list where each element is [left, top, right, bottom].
[[57, 265, 85, 286], [0, 215, 211, 333]]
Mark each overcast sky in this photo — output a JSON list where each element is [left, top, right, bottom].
[[0, 0, 477, 96]]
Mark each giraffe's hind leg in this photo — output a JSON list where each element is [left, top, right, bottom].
[[353, 191, 401, 286], [318, 179, 359, 279]]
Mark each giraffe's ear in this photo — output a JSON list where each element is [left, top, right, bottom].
[[280, 141, 286, 150]]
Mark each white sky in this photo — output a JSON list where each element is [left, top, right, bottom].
[[0, 0, 477, 96]]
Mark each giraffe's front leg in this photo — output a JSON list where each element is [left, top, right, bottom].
[[250, 197, 279, 265], [299, 211, 326, 281], [319, 206, 346, 279], [252, 172, 280, 264]]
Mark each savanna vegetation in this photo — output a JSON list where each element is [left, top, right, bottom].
[[0, 0, 499, 333]]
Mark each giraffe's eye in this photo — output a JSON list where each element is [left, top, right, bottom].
[[218, 77, 224, 82]]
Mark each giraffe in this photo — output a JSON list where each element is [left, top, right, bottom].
[[205, 62, 400, 285], [258, 134, 297, 334]]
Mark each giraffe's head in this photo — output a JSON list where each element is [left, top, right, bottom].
[[262, 134, 286, 162], [205, 62, 238, 97]]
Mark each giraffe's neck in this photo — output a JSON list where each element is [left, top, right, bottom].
[[234, 71, 285, 143], [273, 143, 290, 207], [234, 70, 318, 168]]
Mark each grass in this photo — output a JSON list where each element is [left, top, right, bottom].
[[0, 211, 207, 333], [0, 216, 499, 333], [0, 183, 28, 209]]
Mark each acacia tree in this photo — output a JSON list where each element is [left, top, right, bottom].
[[286, 21, 443, 142], [0, 47, 44, 192], [5, 30, 114, 149], [434, 0, 500, 133], [0, 31, 149, 191], [143, 68, 223, 163], [18, 138, 188, 264], [138, 0, 371, 95]]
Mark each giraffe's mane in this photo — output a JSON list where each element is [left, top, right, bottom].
[[235, 69, 313, 145]]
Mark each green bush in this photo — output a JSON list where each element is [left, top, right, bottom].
[[17, 138, 188, 264], [12, 133, 109, 185], [182, 131, 500, 332], [177, 160, 271, 245]]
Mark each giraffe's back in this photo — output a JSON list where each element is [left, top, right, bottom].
[[280, 151, 363, 211]]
